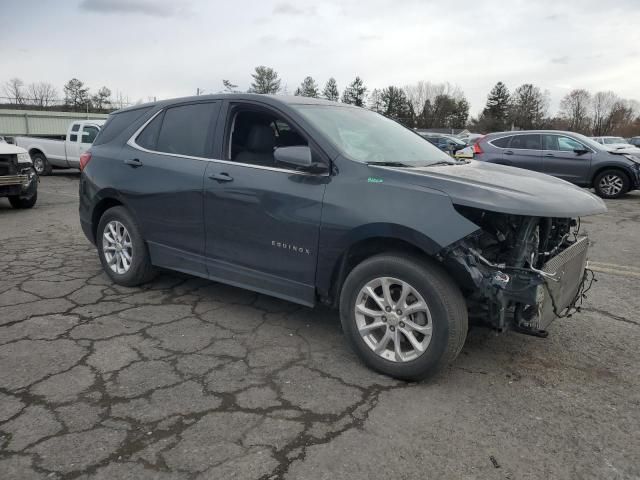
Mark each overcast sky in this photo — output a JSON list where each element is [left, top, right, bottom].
[[2, 0, 639, 115]]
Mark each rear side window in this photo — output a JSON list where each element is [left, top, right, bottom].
[[155, 103, 218, 158], [93, 107, 152, 146], [510, 134, 541, 150], [491, 136, 511, 148], [81, 125, 99, 144], [135, 113, 163, 150]]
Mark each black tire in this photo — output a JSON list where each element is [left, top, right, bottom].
[[9, 190, 37, 209], [96, 206, 156, 286], [31, 152, 52, 176], [593, 169, 630, 199], [339, 254, 468, 381]]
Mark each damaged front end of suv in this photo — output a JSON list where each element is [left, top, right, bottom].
[[441, 208, 592, 337]]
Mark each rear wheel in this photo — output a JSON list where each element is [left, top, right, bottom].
[[339, 254, 468, 381], [96, 206, 156, 286], [31, 152, 51, 176], [594, 169, 629, 198]]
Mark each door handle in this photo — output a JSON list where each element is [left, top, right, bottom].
[[124, 158, 143, 167], [504, 150, 513, 155], [209, 172, 233, 182], [544, 153, 555, 157]]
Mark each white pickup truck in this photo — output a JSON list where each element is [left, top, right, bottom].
[[15, 119, 105, 175]]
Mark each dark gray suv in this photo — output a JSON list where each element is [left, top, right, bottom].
[[473, 130, 640, 198], [79, 95, 606, 380]]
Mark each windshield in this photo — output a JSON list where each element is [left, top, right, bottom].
[[572, 133, 608, 151], [293, 105, 454, 166]]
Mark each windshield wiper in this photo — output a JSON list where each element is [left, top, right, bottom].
[[423, 160, 461, 167], [366, 161, 413, 167]]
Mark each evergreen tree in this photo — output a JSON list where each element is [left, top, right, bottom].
[[482, 82, 510, 130], [294, 76, 319, 97], [91, 86, 112, 111], [380, 86, 411, 120], [341, 76, 367, 106], [248, 66, 281, 94], [63, 78, 90, 111], [322, 78, 340, 101]]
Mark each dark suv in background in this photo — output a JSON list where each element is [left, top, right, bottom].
[[473, 130, 640, 198], [79, 95, 606, 380]]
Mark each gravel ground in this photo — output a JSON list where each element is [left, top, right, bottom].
[[1, 172, 638, 479]]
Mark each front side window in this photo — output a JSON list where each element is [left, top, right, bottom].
[[557, 136, 585, 152], [227, 108, 308, 168], [155, 103, 217, 157], [81, 125, 99, 144], [509, 134, 541, 150], [293, 105, 451, 166]]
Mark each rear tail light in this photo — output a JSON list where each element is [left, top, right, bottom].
[[472, 140, 484, 155], [79, 152, 92, 171]]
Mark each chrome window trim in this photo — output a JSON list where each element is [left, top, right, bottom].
[[127, 109, 328, 177], [488, 134, 542, 151]]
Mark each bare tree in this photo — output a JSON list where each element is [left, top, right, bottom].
[[559, 89, 591, 134], [590, 91, 632, 136], [26, 82, 58, 108], [3, 78, 26, 105]]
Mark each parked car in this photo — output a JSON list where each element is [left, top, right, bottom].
[[16, 119, 105, 175], [419, 133, 467, 155], [472, 130, 640, 198], [457, 133, 484, 145], [79, 95, 606, 380], [591, 136, 634, 149], [0, 143, 38, 209], [629, 136, 640, 147]]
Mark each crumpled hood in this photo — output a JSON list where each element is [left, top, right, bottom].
[[385, 160, 607, 217]]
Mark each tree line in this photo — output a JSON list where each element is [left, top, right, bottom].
[[4, 67, 639, 136], [472, 81, 640, 136], [1, 77, 132, 112]]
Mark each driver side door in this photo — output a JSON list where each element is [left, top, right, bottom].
[[203, 101, 330, 306], [541, 134, 592, 185]]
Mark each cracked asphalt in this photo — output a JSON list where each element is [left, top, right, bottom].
[[1, 172, 639, 480]]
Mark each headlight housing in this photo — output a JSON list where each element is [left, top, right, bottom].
[[17, 152, 31, 164]]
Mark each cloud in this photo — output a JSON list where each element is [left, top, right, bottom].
[[273, 2, 316, 15], [551, 56, 570, 64], [79, 0, 185, 17], [358, 33, 382, 41]]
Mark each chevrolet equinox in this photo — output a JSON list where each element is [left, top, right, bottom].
[[79, 94, 606, 380]]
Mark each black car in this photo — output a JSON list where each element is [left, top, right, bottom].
[[419, 133, 467, 154], [79, 94, 605, 380]]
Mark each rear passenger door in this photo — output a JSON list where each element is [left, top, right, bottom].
[[502, 134, 543, 172], [541, 134, 592, 184], [121, 101, 221, 275]]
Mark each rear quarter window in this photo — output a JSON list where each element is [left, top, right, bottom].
[[93, 107, 152, 146], [491, 136, 511, 148]]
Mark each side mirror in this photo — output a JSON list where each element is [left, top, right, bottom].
[[573, 148, 589, 155], [274, 146, 312, 168]]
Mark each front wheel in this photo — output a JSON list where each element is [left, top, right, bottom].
[[9, 191, 37, 209], [339, 254, 468, 381], [96, 206, 156, 286], [594, 169, 629, 198]]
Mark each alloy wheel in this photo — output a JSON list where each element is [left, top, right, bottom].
[[102, 220, 133, 274], [599, 174, 623, 196], [354, 277, 432, 362]]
